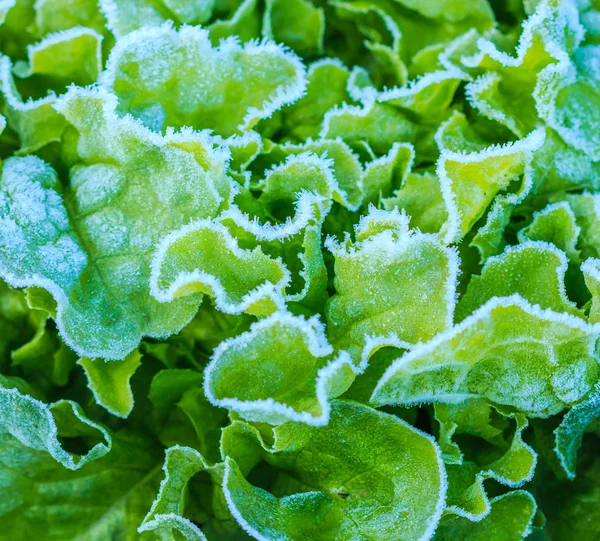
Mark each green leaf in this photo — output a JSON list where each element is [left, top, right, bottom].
[[321, 101, 420, 156], [78, 349, 143, 418], [439, 405, 536, 520], [392, 0, 495, 26], [435, 399, 506, 464], [263, 0, 324, 56], [434, 491, 538, 541], [583, 257, 600, 323], [517, 201, 581, 262], [279, 58, 350, 141], [219, 156, 331, 312], [0, 0, 15, 27], [148, 369, 228, 463], [0, 382, 111, 469], [139, 445, 211, 540], [150, 219, 289, 317], [11, 314, 78, 388], [563, 193, 600, 260], [12, 27, 103, 89], [222, 400, 447, 541], [360, 142, 415, 205], [437, 129, 545, 244], [359, 69, 465, 125], [537, 440, 600, 540], [33, 0, 107, 36], [102, 23, 306, 136], [0, 57, 65, 154], [205, 311, 356, 426], [382, 170, 448, 234], [554, 381, 600, 479], [99, 0, 167, 37], [526, 128, 600, 200], [538, 44, 600, 161], [0, 87, 229, 359], [464, 0, 583, 137], [456, 242, 582, 322], [162, 0, 215, 24], [256, 153, 337, 219], [209, 0, 260, 44], [261, 139, 364, 211], [0, 427, 162, 540], [372, 295, 600, 417], [0, 279, 39, 366], [326, 207, 458, 362]]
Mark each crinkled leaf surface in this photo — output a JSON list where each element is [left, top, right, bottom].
[[222, 400, 447, 541], [326, 207, 458, 361], [0, 87, 228, 359], [150, 220, 289, 317], [205, 311, 355, 426], [456, 242, 582, 321], [373, 295, 600, 417], [434, 491, 538, 541], [102, 24, 306, 136]]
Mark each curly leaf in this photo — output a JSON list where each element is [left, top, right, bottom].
[[150, 219, 289, 317], [0, 381, 111, 469], [263, 0, 324, 56], [435, 491, 538, 541], [222, 400, 447, 541], [0, 87, 229, 359], [372, 295, 600, 417], [139, 445, 211, 540], [517, 201, 581, 262], [205, 311, 356, 426], [457, 242, 582, 321], [78, 350, 142, 418], [437, 129, 545, 244], [326, 207, 458, 362], [554, 381, 600, 479], [102, 23, 306, 136]]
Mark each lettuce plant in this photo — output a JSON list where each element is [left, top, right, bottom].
[[0, 0, 600, 539]]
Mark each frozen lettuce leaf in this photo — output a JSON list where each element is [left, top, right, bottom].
[[0, 88, 229, 359], [222, 400, 447, 541], [326, 207, 458, 361], [435, 491, 538, 541], [103, 23, 306, 136], [205, 311, 355, 425], [373, 295, 600, 417]]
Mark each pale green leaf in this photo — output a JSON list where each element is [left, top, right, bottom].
[[457, 242, 582, 321], [263, 0, 324, 56], [102, 23, 306, 136], [280, 58, 350, 141], [326, 207, 458, 361], [33, 0, 107, 36], [209, 0, 260, 44], [438, 129, 545, 244], [0, 87, 229, 359], [583, 257, 600, 323], [150, 219, 289, 317], [372, 295, 600, 417], [517, 201, 581, 262], [78, 350, 143, 418], [205, 311, 356, 426], [434, 491, 538, 541], [222, 400, 447, 541]]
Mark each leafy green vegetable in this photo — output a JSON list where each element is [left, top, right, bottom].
[[222, 400, 447, 541], [0, 0, 598, 539]]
